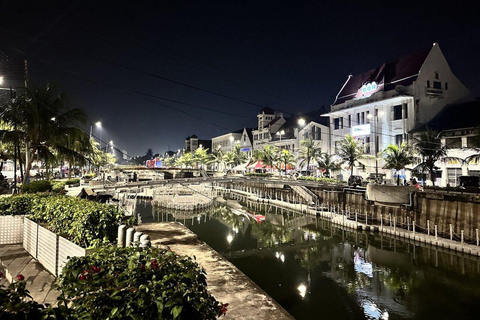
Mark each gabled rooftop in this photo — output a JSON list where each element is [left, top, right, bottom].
[[333, 47, 431, 105]]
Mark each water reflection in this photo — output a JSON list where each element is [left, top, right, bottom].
[[137, 199, 480, 320]]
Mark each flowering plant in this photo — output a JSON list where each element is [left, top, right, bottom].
[[58, 245, 226, 319]]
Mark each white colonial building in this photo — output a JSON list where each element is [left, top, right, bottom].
[[326, 43, 474, 183]]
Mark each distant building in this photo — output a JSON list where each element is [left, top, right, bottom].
[[212, 129, 244, 152], [252, 107, 286, 150], [411, 100, 480, 186], [326, 43, 474, 181], [185, 135, 212, 153]]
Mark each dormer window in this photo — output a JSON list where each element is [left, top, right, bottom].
[[361, 82, 377, 94]]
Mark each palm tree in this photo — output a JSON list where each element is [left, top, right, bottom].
[[231, 143, 248, 167], [3, 84, 91, 186], [298, 138, 322, 176], [316, 153, 340, 178], [277, 149, 296, 175], [209, 148, 225, 171], [261, 145, 279, 172], [413, 130, 463, 186], [337, 134, 365, 178], [464, 127, 480, 165], [382, 143, 415, 185], [193, 146, 209, 169]]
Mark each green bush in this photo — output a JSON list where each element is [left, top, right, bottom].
[[52, 180, 66, 193], [297, 176, 337, 184], [0, 273, 65, 319], [83, 173, 96, 179], [0, 194, 135, 248], [0, 193, 49, 216], [58, 245, 227, 319], [22, 180, 52, 193], [65, 178, 80, 186], [244, 172, 273, 177]]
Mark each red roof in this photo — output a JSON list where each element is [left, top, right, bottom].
[[334, 48, 430, 105]]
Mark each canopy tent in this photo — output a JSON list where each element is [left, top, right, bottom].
[[231, 162, 249, 172], [246, 160, 272, 170]]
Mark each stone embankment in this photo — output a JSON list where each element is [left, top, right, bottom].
[[137, 222, 294, 320], [226, 188, 480, 257]]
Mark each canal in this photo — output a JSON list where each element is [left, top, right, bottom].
[[136, 199, 480, 320]]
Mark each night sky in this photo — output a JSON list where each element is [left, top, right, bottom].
[[1, 0, 479, 157]]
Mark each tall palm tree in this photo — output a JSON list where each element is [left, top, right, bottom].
[[382, 143, 415, 185], [4, 84, 91, 185], [209, 148, 225, 171], [413, 130, 463, 186], [298, 138, 321, 175], [337, 134, 365, 178], [316, 153, 341, 178], [278, 149, 296, 175], [464, 127, 480, 165], [231, 143, 248, 167], [261, 145, 279, 172]]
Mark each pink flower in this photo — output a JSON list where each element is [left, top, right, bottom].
[[140, 264, 146, 272], [151, 259, 158, 270], [16, 274, 25, 281]]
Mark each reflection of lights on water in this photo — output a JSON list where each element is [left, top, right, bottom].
[[311, 234, 316, 241], [227, 234, 233, 243], [360, 299, 389, 320], [275, 252, 285, 262], [197, 216, 201, 222], [297, 284, 307, 298], [233, 227, 239, 233]]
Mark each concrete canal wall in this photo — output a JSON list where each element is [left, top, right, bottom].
[[217, 181, 480, 252]]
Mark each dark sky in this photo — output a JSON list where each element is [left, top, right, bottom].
[[1, 0, 479, 156]]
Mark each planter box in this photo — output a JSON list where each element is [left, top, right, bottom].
[[37, 225, 58, 275], [22, 218, 89, 276], [0, 215, 24, 245], [23, 218, 38, 258]]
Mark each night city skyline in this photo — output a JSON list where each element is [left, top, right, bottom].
[[1, 0, 479, 156]]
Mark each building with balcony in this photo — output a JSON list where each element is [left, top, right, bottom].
[[326, 43, 474, 182]]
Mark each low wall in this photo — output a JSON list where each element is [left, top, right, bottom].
[[21, 218, 88, 276], [0, 215, 24, 245]]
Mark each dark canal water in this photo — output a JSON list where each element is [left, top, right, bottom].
[[137, 200, 480, 320]]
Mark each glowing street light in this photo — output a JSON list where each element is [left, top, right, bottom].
[[297, 118, 306, 127], [276, 130, 285, 141], [297, 283, 307, 298], [226, 234, 233, 244]]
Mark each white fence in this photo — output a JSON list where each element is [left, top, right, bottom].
[[0, 215, 24, 245], [19, 218, 88, 276]]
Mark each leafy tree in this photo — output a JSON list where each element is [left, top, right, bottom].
[[337, 134, 366, 178], [193, 146, 209, 169], [464, 126, 480, 165], [231, 143, 248, 166], [316, 153, 341, 178], [88, 138, 116, 171], [209, 148, 225, 171], [162, 156, 176, 167], [382, 143, 415, 185], [1, 84, 91, 186], [176, 152, 194, 168], [261, 145, 279, 172], [277, 149, 296, 175], [413, 130, 462, 186], [298, 138, 322, 175]]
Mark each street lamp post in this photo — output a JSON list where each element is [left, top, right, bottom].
[[368, 111, 384, 183], [276, 130, 285, 142]]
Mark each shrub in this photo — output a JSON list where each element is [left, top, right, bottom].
[[65, 178, 80, 186], [0, 194, 135, 247], [297, 176, 337, 184], [58, 245, 227, 319], [245, 172, 273, 177], [0, 193, 49, 216], [83, 173, 96, 179], [0, 273, 66, 319], [22, 180, 52, 193], [52, 180, 66, 193]]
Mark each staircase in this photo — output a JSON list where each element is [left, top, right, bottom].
[[290, 185, 318, 205]]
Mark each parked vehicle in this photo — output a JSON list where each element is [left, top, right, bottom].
[[348, 175, 364, 187], [457, 176, 480, 191]]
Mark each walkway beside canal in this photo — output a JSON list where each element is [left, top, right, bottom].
[[137, 222, 295, 320], [227, 188, 480, 257]]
